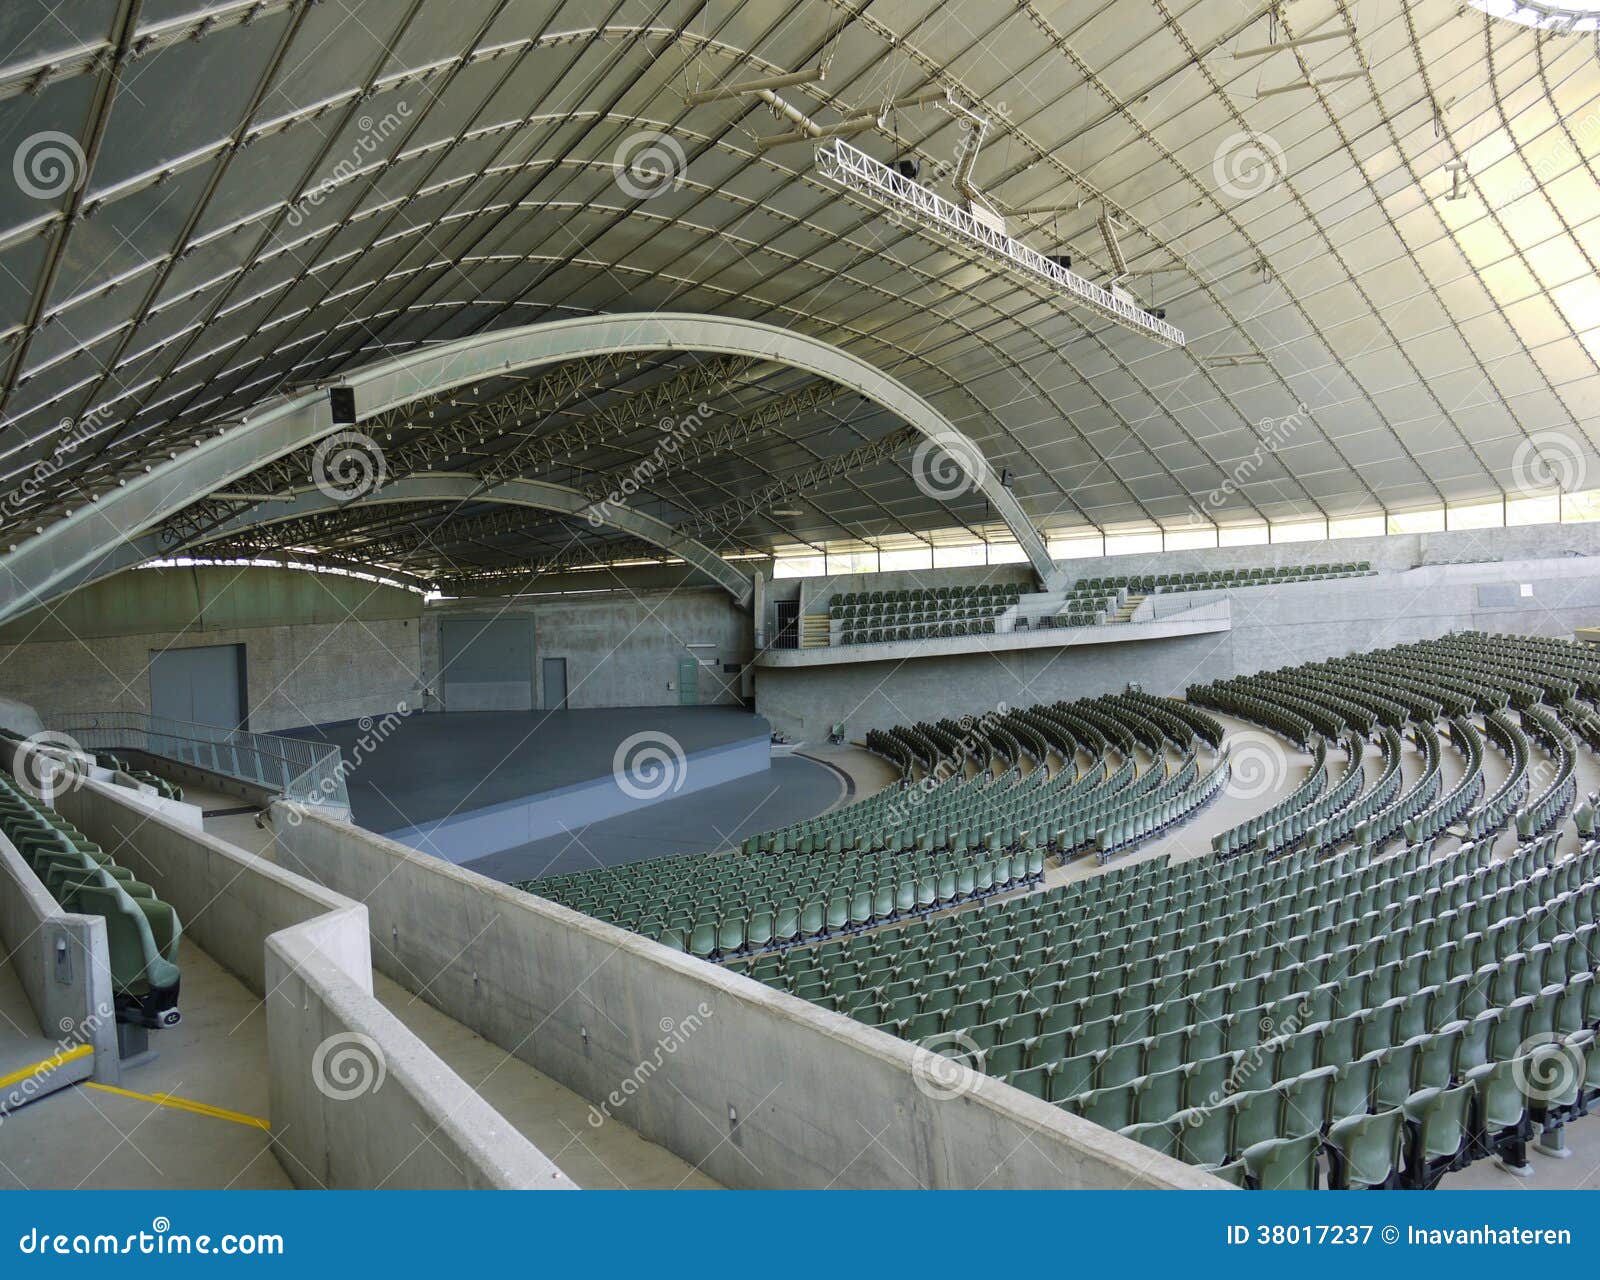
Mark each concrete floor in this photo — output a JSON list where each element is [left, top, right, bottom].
[[0, 938, 290, 1190], [373, 972, 717, 1189]]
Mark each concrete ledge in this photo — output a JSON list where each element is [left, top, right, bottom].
[[758, 601, 1230, 668], [275, 804, 1228, 1190], [0, 831, 118, 1094], [51, 778, 574, 1190]]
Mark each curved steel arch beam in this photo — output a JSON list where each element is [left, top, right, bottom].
[[14, 474, 756, 613], [0, 313, 1053, 625]]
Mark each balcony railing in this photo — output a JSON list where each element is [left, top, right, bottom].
[[51, 712, 349, 810]]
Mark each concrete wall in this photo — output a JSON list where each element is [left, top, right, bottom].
[[424, 586, 751, 711], [0, 568, 424, 733], [755, 524, 1600, 739], [0, 832, 118, 1089], [51, 778, 573, 1190], [273, 805, 1223, 1191]]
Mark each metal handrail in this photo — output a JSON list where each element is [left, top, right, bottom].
[[50, 711, 349, 809]]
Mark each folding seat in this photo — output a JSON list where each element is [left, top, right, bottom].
[[1072, 1018, 1114, 1057], [1134, 1066, 1188, 1125], [1277, 1066, 1337, 1136], [1099, 1040, 1145, 1089], [1143, 1028, 1187, 1077], [1325, 1108, 1405, 1189], [1329, 1056, 1377, 1122], [1119, 1119, 1178, 1157], [1373, 1042, 1422, 1110], [1078, 1083, 1136, 1131], [985, 1039, 1029, 1078], [1274, 1027, 1322, 1081], [1557, 973, 1594, 1035], [1176, 1105, 1233, 1168], [1185, 1018, 1226, 1063], [1185, 1054, 1234, 1113], [1358, 1003, 1400, 1056], [1055, 1051, 1100, 1101], [1487, 998, 1533, 1062], [1464, 1059, 1530, 1168], [1226, 1088, 1280, 1154]]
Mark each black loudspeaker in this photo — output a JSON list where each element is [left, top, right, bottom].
[[1046, 253, 1071, 271], [329, 385, 357, 425], [894, 158, 921, 180]]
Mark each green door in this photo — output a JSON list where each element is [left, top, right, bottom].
[[678, 659, 699, 706]]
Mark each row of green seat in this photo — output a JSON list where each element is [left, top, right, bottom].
[[0, 772, 182, 1029]]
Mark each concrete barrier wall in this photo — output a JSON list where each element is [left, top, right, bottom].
[[0, 832, 118, 1087], [50, 778, 573, 1191], [274, 806, 1224, 1190]]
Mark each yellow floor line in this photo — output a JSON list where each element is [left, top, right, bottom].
[[84, 1082, 270, 1131], [0, 1042, 93, 1091]]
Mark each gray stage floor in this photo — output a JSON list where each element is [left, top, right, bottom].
[[465, 753, 846, 882], [284, 706, 770, 835]]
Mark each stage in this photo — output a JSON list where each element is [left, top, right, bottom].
[[287, 706, 778, 865]]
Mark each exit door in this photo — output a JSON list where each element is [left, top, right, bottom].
[[677, 659, 698, 706], [541, 657, 569, 710]]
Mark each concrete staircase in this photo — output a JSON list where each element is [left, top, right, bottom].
[[1111, 593, 1145, 623], [801, 613, 832, 648]]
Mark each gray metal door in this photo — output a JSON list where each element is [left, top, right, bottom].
[[149, 644, 245, 729], [440, 617, 533, 711], [541, 658, 568, 711]]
